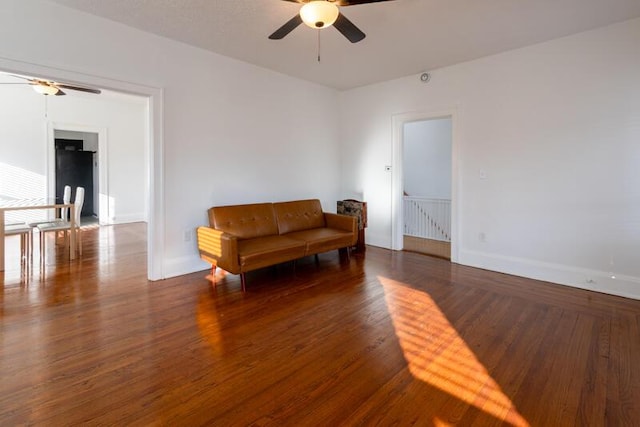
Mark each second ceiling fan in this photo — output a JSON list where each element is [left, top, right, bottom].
[[0, 74, 101, 96], [269, 0, 394, 43]]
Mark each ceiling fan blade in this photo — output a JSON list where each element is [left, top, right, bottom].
[[7, 73, 32, 81], [54, 89, 67, 96], [0, 74, 32, 85], [55, 83, 101, 94], [333, 13, 365, 43], [337, 0, 394, 5], [269, 14, 303, 40]]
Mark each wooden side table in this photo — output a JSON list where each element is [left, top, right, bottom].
[[337, 199, 367, 253]]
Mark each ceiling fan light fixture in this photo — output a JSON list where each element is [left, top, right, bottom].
[[300, 1, 339, 29], [32, 83, 59, 96]]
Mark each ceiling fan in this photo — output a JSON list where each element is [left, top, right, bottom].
[[269, 0, 394, 43], [0, 75, 101, 96]]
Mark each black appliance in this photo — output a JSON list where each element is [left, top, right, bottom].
[[55, 139, 95, 218]]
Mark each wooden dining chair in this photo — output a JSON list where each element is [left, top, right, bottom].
[[37, 187, 85, 259], [28, 185, 72, 250], [28, 185, 72, 228], [4, 222, 33, 263]]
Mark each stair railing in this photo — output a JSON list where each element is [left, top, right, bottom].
[[403, 196, 451, 242]]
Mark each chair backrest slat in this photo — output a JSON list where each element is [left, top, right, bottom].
[[61, 185, 72, 220], [74, 187, 85, 226]]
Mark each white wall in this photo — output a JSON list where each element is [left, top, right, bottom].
[[0, 0, 341, 278], [339, 17, 640, 299], [0, 80, 147, 225], [0, 79, 47, 206], [403, 119, 452, 199], [50, 94, 148, 224]]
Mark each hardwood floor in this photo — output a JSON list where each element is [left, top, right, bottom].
[[1, 223, 639, 426], [403, 235, 451, 259]]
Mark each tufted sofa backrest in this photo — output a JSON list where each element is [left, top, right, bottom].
[[274, 199, 325, 235], [209, 203, 278, 239]]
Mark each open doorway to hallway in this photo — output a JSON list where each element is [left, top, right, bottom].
[[392, 110, 458, 262], [54, 130, 100, 225], [402, 118, 452, 259]]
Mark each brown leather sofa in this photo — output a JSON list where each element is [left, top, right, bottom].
[[197, 199, 357, 291]]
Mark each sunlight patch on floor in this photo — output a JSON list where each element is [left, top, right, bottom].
[[379, 276, 529, 426]]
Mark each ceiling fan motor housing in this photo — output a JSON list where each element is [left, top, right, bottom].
[[300, 1, 340, 29], [269, 0, 391, 43]]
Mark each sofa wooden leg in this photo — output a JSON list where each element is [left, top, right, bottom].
[[209, 264, 217, 287], [241, 273, 246, 292], [339, 247, 349, 261], [314, 254, 319, 265]]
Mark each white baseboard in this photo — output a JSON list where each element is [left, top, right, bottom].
[[162, 247, 640, 300], [163, 255, 210, 279], [102, 213, 147, 225], [459, 249, 640, 300]]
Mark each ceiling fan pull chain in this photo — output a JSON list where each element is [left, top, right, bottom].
[[317, 29, 321, 63]]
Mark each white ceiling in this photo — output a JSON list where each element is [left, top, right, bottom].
[[49, 0, 640, 90]]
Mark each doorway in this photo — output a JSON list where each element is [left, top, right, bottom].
[[54, 132, 98, 223], [0, 58, 163, 280], [402, 118, 452, 259], [391, 110, 459, 263], [49, 126, 108, 225]]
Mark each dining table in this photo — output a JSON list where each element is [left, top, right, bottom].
[[0, 198, 76, 272]]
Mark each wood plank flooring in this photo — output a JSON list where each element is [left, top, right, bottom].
[[1, 223, 639, 426], [403, 235, 451, 259]]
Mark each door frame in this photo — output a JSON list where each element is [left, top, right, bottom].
[[48, 124, 108, 224], [0, 57, 165, 281], [391, 109, 460, 263]]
